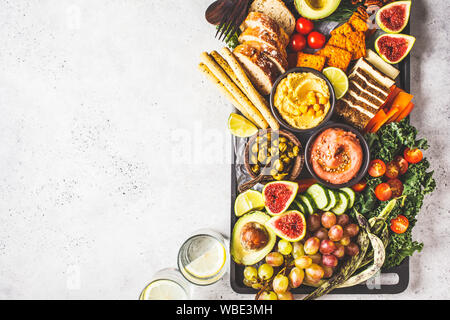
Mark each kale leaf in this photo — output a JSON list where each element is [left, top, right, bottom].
[[355, 119, 436, 268]]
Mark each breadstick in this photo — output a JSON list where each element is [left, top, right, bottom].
[[199, 52, 268, 129], [220, 47, 280, 130], [198, 63, 263, 128], [210, 51, 247, 95]]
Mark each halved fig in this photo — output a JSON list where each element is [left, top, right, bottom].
[[265, 210, 306, 242], [376, 1, 411, 34], [375, 34, 415, 64], [263, 181, 298, 215]]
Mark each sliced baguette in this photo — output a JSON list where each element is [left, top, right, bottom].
[[241, 11, 289, 48], [249, 0, 296, 36], [233, 43, 279, 96], [242, 40, 288, 73], [221, 47, 279, 130], [239, 27, 287, 59]]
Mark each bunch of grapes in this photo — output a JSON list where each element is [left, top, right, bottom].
[[243, 212, 361, 300]]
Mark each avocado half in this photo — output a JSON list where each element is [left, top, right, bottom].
[[231, 211, 276, 265], [295, 0, 342, 20]]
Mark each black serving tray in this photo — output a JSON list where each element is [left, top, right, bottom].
[[229, 3, 411, 295]]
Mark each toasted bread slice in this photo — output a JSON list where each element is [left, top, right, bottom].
[[233, 43, 279, 96], [241, 12, 289, 48], [243, 40, 288, 73], [249, 0, 296, 35], [239, 27, 287, 58], [296, 52, 326, 71]]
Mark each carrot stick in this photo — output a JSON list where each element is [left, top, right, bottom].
[[393, 102, 415, 122], [370, 107, 399, 133], [381, 86, 402, 110], [364, 109, 387, 133]]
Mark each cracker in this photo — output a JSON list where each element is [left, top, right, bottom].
[[331, 22, 354, 36], [316, 45, 352, 71]]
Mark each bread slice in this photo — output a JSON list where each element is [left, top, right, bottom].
[[241, 12, 289, 48], [233, 43, 279, 96], [244, 40, 288, 73], [239, 27, 287, 59], [249, 0, 296, 36]]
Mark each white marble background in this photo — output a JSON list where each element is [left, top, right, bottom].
[[0, 0, 448, 299]]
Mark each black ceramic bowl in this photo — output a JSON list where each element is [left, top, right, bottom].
[[270, 67, 336, 134], [304, 122, 370, 189]]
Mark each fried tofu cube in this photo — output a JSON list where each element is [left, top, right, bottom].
[[296, 52, 326, 71]]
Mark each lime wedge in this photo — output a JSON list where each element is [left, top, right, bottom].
[[140, 280, 187, 300], [228, 113, 258, 138], [234, 189, 264, 217], [184, 241, 226, 279], [323, 67, 349, 100]]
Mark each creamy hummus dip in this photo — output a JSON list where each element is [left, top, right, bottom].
[[310, 128, 363, 185], [274, 72, 330, 130]]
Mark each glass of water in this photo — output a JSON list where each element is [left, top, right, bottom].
[[139, 268, 191, 300], [177, 229, 229, 286]]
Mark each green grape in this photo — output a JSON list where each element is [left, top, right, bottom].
[[277, 291, 294, 300], [258, 263, 274, 280], [265, 252, 284, 267], [277, 240, 293, 255], [258, 291, 278, 300], [292, 242, 305, 259], [243, 278, 253, 287], [243, 266, 258, 281], [272, 274, 289, 294], [289, 267, 304, 288]]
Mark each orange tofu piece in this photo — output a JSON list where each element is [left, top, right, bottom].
[[296, 52, 326, 71]]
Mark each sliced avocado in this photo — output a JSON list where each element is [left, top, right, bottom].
[[231, 211, 276, 265], [295, 0, 342, 20]]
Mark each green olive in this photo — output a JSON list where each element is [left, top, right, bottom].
[[292, 145, 299, 157], [279, 142, 287, 153], [288, 151, 295, 159], [258, 150, 266, 163], [252, 164, 260, 173], [270, 168, 278, 176], [279, 137, 287, 143], [251, 143, 259, 154]]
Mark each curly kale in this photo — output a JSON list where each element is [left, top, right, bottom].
[[354, 119, 436, 269]]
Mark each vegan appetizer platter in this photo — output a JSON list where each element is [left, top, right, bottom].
[[198, 0, 435, 300]]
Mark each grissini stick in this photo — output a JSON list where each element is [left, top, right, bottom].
[[199, 53, 268, 129], [220, 47, 279, 130]]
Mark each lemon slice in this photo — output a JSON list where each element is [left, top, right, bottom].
[[140, 280, 187, 300], [228, 113, 258, 138], [184, 241, 226, 279], [234, 189, 265, 217], [323, 67, 349, 100]]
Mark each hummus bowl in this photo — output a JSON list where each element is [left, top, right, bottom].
[[270, 67, 336, 133], [305, 123, 370, 189]]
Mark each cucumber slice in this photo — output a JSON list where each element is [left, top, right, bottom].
[[299, 194, 317, 215], [294, 199, 307, 214], [323, 189, 338, 211], [332, 192, 350, 215], [306, 184, 330, 210], [340, 187, 356, 208]]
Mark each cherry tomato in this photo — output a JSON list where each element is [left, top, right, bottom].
[[296, 18, 314, 35], [385, 161, 400, 179], [368, 159, 386, 177], [307, 31, 326, 49], [404, 148, 423, 164], [387, 178, 404, 197], [290, 33, 307, 52], [394, 156, 409, 175], [390, 215, 409, 234], [375, 183, 392, 201], [351, 180, 367, 192]]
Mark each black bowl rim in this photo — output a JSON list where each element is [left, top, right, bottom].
[[270, 67, 336, 134], [304, 122, 371, 189]]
